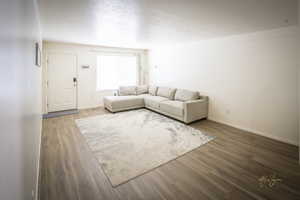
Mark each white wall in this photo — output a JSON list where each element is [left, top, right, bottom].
[[42, 42, 148, 113], [0, 0, 42, 199], [149, 26, 299, 146], [298, 0, 300, 161]]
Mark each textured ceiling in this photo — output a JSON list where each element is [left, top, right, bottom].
[[38, 0, 298, 48]]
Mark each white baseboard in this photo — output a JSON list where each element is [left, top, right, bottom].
[[208, 117, 298, 146]]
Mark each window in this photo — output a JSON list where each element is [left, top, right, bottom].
[[96, 54, 138, 90]]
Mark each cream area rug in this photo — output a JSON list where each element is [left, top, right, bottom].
[[75, 109, 214, 187]]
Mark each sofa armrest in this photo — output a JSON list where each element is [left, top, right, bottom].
[[183, 97, 208, 123]]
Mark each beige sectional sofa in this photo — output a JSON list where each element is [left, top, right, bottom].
[[103, 86, 208, 124]]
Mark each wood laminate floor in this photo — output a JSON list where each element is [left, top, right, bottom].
[[39, 107, 300, 200]]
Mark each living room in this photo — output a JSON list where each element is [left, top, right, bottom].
[[1, 0, 300, 200]]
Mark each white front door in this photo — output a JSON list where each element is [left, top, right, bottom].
[[47, 53, 77, 112]]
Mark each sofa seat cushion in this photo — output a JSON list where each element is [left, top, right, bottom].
[[137, 94, 151, 97], [175, 89, 199, 102], [144, 96, 168, 109], [157, 87, 177, 100], [104, 96, 144, 110], [159, 100, 184, 117]]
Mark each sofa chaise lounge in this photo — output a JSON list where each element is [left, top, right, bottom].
[[103, 86, 208, 124]]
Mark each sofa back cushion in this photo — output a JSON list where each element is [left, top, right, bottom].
[[175, 89, 199, 102], [119, 86, 137, 96], [136, 85, 148, 95], [149, 86, 158, 96], [157, 87, 177, 100]]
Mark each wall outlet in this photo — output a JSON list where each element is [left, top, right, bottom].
[[226, 109, 231, 115]]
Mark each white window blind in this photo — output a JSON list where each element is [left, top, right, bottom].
[[96, 55, 138, 90]]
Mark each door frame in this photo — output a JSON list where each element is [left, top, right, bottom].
[[45, 51, 78, 113]]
